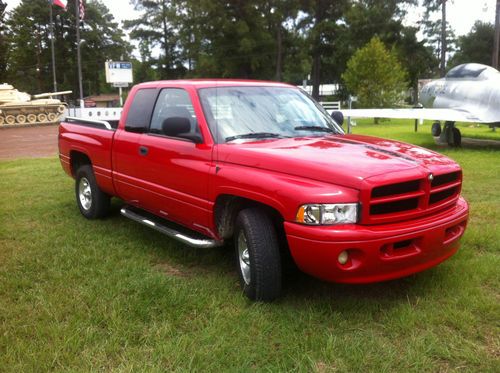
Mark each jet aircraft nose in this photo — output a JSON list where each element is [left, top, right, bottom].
[[419, 81, 436, 108]]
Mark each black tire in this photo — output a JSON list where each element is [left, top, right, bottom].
[[75, 165, 110, 219], [234, 208, 282, 302], [431, 121, 442, 136], [451, 127, 462, 147]]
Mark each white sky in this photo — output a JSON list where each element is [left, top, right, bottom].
[[403, 0, 495, 36], [4, 0, 498, 44]]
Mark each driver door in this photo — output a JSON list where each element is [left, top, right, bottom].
[[134, 87, 213, 233]]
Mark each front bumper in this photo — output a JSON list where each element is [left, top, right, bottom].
[[284, 197, 469, 283]]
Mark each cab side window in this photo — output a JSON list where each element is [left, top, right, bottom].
[[125, 88, 158, 132], [149, 89, 199, 139]]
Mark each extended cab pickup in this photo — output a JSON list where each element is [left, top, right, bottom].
[[59, 80, 469, 301]]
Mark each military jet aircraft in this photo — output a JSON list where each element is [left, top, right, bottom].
[[338, 63, 500, 146]]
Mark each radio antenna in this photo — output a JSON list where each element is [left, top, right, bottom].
[[215, 80, 219, 166]]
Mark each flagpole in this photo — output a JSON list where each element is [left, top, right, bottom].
[[75, 0, 84, 108], [49, 3, 58, 92]]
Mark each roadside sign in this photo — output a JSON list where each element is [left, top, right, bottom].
[[105, 61, 133, 84], [113, 82, 129, 88], [84, 99, 96, 108]]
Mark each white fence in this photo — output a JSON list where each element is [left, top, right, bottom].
[[320, 101, 341, 111], [65, 107, 123, 121]]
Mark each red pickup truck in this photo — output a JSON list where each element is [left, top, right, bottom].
[[59, 80, 469, 301]]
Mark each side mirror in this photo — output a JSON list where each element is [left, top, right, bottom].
[[178, 133, 203, 144], [331, 111, 344, 126], [162, 117, 203, 144]]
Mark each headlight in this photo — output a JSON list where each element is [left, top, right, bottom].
[[296, 203, 358, 225]]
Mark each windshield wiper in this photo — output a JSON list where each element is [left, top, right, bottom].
[[225, 132, 283, 142], [294, 125, 334, 133]]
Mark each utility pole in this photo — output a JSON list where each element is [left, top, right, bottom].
[[440, 0, 447, 77], [493, 0, 500, 69], [75, 0, 84, 108]]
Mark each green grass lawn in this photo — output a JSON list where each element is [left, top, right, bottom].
[[351, 118, 500, 142], [0, 126, 499, 371]]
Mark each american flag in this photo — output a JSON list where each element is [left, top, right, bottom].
[[79, 0, 85, 20]]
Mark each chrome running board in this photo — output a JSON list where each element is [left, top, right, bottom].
[[120, 207, 223, 249]]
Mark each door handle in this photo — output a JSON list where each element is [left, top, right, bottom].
[[139, 146, 149, 156]]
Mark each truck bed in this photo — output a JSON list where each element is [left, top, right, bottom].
[[59, 117, 116, 196]]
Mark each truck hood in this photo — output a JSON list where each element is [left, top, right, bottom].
[[217, 134, 459, 189]]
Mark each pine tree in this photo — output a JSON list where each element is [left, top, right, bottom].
[[342, 36, 408, 109], [448, 21, 498, 67]]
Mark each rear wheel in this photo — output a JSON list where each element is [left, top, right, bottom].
[[450, 127, 462, 147], [234, 208, 282, 302], [75, 165, 110, 219]]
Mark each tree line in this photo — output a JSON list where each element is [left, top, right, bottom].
[[0, 0, 497, 105]]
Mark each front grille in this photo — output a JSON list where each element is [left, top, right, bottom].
[[370, 197, 419, 215], [431, 171, 460, 188], [429, 187, 458, 205], [364, 171, 462, 224], [372, 180, 420, 198], [429, 171, 461, 205]]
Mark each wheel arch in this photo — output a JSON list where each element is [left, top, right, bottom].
[[69, 150, 92, 177], [214, 194, 286, 241]]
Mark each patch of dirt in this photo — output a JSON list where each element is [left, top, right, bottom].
[[154, 262, 191, 278], [314, 361, 338, 373], [461, 137, 500, 148], [0, 124, 59, 160], [485, 331, 500, 359], [433, 135, 500, 149], [154, 261, 212, 279]]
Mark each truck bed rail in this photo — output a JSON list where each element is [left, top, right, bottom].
[[65, 116, 114, 131]]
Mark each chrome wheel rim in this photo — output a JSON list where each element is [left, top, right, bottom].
[[78, 177, 92, 210], [238, 230, 251, 285]]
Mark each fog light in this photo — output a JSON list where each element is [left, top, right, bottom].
[[338, 250, 349, 265]]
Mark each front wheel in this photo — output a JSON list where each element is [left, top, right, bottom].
[[431, 121, 442, 136], [234, 208, 282, 302], [75, 165, 110, 219]]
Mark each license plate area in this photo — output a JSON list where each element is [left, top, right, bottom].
[[380, 237, 421, 259]]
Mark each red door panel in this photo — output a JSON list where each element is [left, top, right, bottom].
[[135, 135, 213, 232]]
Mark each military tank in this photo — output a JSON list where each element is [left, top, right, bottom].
[[0, 84, 72, 126]]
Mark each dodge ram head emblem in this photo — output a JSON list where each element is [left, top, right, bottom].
[[428, 173, 434, 181]]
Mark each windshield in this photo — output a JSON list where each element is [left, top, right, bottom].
[[198, 86, 344, 143]]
